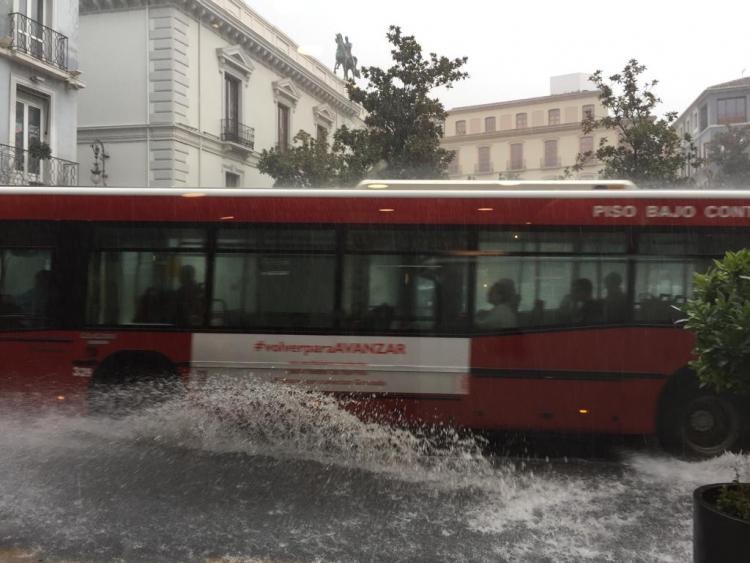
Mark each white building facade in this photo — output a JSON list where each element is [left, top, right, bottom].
[[77, 0, 363, 188], [0, 0, 82, 186], [675, 77, 750, 187]]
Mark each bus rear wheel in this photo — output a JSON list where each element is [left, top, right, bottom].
[[88, 352, 181, 416], [659, 392, 745, 458]]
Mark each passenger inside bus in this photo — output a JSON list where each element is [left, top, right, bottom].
[[476, 278, 519, 329], [134, 287, 166, 324], [602, 271, 628, 323], [172, 264, 204, 326], [362, 302, 395, 330], [558, 278, 603, 325]]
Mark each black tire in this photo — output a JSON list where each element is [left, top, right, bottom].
[[88, 352, 182, 416], [658, 389, 746, 458]]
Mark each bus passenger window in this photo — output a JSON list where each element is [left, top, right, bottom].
[[474, 256, 628, 329], [212, 253, 335, 329], [87, 251, 207, 327], [0, 249, 56, 330], [343, 254, 468, 333], [633, 258, 710, 324]]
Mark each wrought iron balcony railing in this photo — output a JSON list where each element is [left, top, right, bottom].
[[8, 12, 69, 72], [0, 143, 78, 186], [507, 159, 526, 171], [221, 119, 255, 150]]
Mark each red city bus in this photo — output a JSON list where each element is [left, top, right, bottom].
[[1, 180, 749, 457]]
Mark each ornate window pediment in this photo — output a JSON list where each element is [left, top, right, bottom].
[[313, 104, 336, 126], [217, 46, 254, 80], [272, 78, 301, 107]]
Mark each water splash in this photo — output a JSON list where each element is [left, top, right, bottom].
[[2, 379, 747, 562]]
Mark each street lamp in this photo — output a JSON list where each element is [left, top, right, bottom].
[[90, 140, 109, 186]]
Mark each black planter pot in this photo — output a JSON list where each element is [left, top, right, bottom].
[[693, 483, 750, 563]]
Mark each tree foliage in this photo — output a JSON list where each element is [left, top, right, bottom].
[[572, 59, 700, 186], [345, 25, 468, 179], [683, 250, 750, 395], [256, 131, 339, 188], [258, 26, 468, 187], [707, 124, 750, 188]]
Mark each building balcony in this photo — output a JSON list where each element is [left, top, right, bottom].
[[540, 157, 562, 169], [507, 159, 526, 171], [474, 161, 494, 174], [221, 119, 255, 151], [0, 143, 78, 186], [7, 12, 69, 72]]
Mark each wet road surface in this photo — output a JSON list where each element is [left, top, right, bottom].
[[1, 382, 748, 562]]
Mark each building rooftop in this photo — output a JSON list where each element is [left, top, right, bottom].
[[676, 76, 750, 124], [706, 76, 750, 90], [448, 89, 600, 114]]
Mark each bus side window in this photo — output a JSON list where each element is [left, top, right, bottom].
[[0, 249, 56, 330], [634, 232, 724, 325], [475, 229, 629, 330], [633, 258, 710, 324], [87, 251, 207, 327], [211, 227, 337, 330], [342, 254, 468, 333], [86, 225, 209, 327]]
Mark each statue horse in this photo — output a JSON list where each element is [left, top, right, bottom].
[[334, 33, 360, 80]]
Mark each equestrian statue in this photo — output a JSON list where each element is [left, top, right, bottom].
[[334, 33, 360, 80]]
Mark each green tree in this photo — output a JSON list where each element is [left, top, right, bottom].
[[683, 249, 750, 395], [571, 59, 700, 186], [706, 124, 750, 188], [344, 25, 468, 179], [257, 131, 339, 188], [258, 26, 468, 187]]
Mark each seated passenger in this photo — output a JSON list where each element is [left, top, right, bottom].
[[603, 271, 628, 323], [476, 279, 519, 329], [558, 278, 603, 325], [134, 287, 166, 323], [173, 265, 204, 326], [363, 303, 395, 330]]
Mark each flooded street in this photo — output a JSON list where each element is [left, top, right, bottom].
[[1, 383, 748, 563]]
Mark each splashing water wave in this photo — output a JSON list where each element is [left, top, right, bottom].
[[1, 378, 748, 562]]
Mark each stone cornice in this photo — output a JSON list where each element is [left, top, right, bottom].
[[78, 122, 260, 164], [441, 122, 594, 144], [80, 0, 362, 118], [448, 90, 602, 115]]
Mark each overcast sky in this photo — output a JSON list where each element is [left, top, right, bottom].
[[248, 0, 749, 116]]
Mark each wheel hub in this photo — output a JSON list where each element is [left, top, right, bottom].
[[689, 409, 715, 433]]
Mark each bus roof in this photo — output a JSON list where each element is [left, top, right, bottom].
[[355, 179, 638, 190], [0, 185, 747, 200], [0, 184, 749, 226]]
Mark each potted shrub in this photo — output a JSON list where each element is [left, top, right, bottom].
[[683, 249, 750, 562], [27, 138, 52, 161]]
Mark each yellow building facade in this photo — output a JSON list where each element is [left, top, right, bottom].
[[442, 88, 610, 180]]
